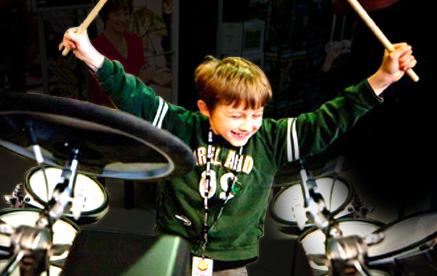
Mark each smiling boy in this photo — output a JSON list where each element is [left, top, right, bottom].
[[61, 28, 415, 275]]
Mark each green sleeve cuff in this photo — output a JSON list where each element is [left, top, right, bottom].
[[348, 79, 384, 107], [93, 57, 115, 81]]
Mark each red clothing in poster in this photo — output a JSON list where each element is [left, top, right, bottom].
[[90, 31, 145, 107]]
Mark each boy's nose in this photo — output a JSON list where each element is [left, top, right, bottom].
[[240, 118, 253, 131]]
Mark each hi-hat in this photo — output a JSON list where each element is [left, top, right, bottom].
[[0, 92, 195, 180]]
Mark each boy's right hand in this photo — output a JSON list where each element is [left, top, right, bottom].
[[59, 27, 105, 72]]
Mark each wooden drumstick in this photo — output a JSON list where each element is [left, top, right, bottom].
[[62, 0, 108, 56], [346, 0, 419, 82]]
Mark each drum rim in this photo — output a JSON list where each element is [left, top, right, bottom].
[[367, 211, 437, 261], [0, 207, 81, 232], [297, 217, 385, 243], [269, 176, 355, 226], [23, 166, 110, 217]]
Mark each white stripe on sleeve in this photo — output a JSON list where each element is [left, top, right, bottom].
[[287, 118, 300, 162], [152, 97, 164, 127], [156, 102, 169, 129], [292, 118, 299, 160]]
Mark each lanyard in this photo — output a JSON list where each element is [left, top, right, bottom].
[[201, 128, 242, 258]]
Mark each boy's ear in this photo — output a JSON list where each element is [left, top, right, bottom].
[[197, 100, 211, 118]]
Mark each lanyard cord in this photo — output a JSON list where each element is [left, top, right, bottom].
[[201, 129, 213, 258], [201, 128, 242, 258]]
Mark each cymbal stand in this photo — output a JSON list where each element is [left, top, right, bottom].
[[298, 160, 342, 237], [0, 147, 82, 276], [298, 160, 375, 276], [36, 148, 80, 228]]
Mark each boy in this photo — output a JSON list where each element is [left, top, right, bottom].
[[60, 29, 416, 275]]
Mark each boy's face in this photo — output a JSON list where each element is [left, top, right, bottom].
[[198, 101, 264, 147]]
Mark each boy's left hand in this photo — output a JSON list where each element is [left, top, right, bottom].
[[380, 43, 416, 82], [368, 43, 417, 95]]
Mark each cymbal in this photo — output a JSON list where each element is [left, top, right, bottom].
[[0, 92, 195, 180]]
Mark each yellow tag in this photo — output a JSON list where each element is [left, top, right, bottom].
[[192, 256, 213, 276]]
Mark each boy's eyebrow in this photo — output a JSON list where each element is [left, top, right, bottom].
[[249, 107, 265, 112], [226, 110, 244, 115], [227, 108, 264, 114]]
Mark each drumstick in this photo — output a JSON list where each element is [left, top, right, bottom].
[[62, 0, 108, 56], [346, 0, 419, 82]]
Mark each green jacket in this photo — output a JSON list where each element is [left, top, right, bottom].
[[94, 58, 382, 261]]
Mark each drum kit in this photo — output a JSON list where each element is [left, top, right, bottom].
[[1, 91, 435, 276], [271, 158, 437, 275], [0, 92, 196, 276]]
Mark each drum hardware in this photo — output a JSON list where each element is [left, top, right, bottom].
[[364, 232, 385, 247], [270, 154, 372, 235], [0, 216, 73, 276], [297, 160, 342, 234], [297, 160, 384, 276], [297, 158, 437, 275], [36, 148, 80, 228], [300, 200, 437, 276], [3, 120, 49, 211], [0, 92, 195, 276], [0, 148, 93, 276], [0, 225, 51, 276], [0, 209, 79, 275], [0, 148, 83, 276], [3, 185, 26, 209], [269, 176, 366, 235], [25, 119, 51, 208], [300, 219, 385, 275], [326, 235, 370, 275], [4, 166, 110, 226], [352, 195, 372, 219], [326, 232, 385, 275]]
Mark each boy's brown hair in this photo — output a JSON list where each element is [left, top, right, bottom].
[[194, 55, 272, 111]]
